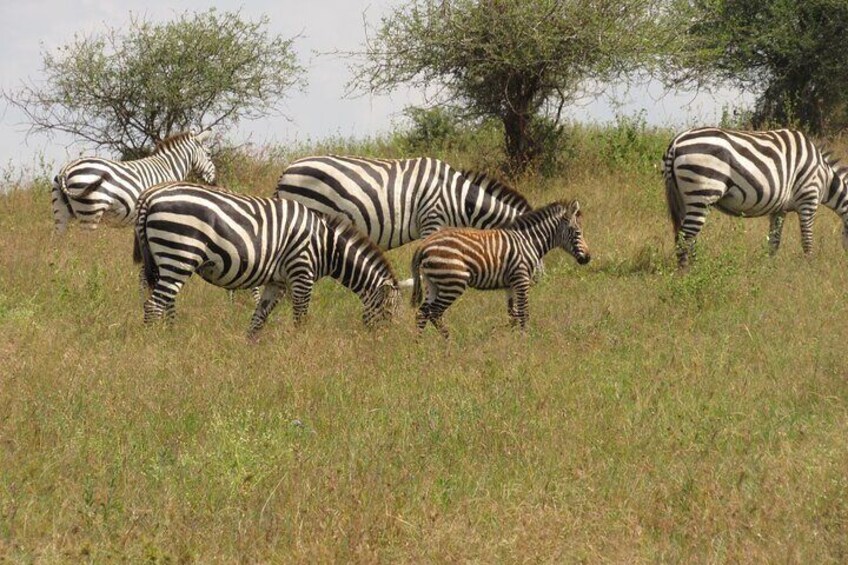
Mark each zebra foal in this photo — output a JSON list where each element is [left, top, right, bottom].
[[410, 200, 590, 337], [133, 182, 399, 337], [52, 130, 216, 233], [663, 127, 848, 268]]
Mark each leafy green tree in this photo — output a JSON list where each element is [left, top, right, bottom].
[[667, 0, 848, 133], [5, 9, 304, 158], [351, 0, 672, 172]]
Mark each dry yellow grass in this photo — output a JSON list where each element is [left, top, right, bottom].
[[1, 141, 848, 562]]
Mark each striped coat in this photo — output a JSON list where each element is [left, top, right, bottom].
[[52, 131, 216, 233], [275, 156, 531, 250], [411, 200, 590, 337], [133, 182, 399, 337], [663, 127, 848, 267]]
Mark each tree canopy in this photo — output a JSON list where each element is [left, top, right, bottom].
[[666, 0, 848, 134], [6, 9, 305, 158], [351, 0, 673, 172]]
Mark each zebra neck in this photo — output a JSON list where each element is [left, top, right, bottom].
[[514, 213, 560, 260], [137, 149, 190, 181], [825, 171, 848, 219], [327, 230, 382, 299], [455, 178, 524, 228]]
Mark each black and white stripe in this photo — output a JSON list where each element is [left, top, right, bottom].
[[52, 131, 216, 233], [410, 200, 590, 337], [133, 182, 399, 337], [663, 127, 848, 267], [275, 156, 532, 250]]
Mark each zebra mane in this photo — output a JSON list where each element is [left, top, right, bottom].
[[153, 132, 195, 154], [817, 143, 848, 182], [459, 170, 532, 211], [507, 199, 575, 230], [323, 215, 398, 283]]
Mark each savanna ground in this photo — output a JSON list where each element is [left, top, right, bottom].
[[1, 121, 847, 562]]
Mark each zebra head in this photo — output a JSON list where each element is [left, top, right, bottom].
[[555, 200, 591, 265], [362, 280, 400, 327], [189, 130, 217, 185]]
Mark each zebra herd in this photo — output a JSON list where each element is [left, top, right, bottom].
[[51, 125, 848, 337]]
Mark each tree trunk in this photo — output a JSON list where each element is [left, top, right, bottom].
[[502, 106, 536, 175]]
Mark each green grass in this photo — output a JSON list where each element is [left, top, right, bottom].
[[1, 138, 848, 562]]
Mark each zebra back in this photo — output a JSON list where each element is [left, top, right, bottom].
[[275, 156, 531, 249]]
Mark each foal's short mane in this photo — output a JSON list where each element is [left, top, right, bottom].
[[507, 199, 574, 230], [324, 215, 398, 282], [153, 132, 195, 154], [459, 170, 532, 211]]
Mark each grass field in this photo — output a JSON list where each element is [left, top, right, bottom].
[[1, 131, 848, 562]]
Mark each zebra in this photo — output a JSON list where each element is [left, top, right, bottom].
[[52, 130, 217, 233], [663, 127, 848, 268], [133, 182, 399, 337], [410, 200, 590, 337], [274, 156, 532, 253]]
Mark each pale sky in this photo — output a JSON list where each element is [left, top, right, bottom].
[[0, 1, 749, 179]]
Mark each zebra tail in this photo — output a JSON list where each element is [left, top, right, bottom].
[[52, 173, 75, 227], [133, 209, 158, 289], [663, 144, 684, 236], [410, 247, 424, 307]]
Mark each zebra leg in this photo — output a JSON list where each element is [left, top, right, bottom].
[[767, 212, 786, 255], [138, 267, 151, 303], [51, 183, 72, 235], [417, 301, 452, 339], [798, 203, 818, 256], [673, 202, 714, 269], [424, 288, 464, 339], [246, 283, 285, 340], [289, 277, 315, 326], [508, 276, 531, 331], [143, 277, 187, 325]]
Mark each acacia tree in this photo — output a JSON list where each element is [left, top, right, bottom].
[[5, 9, 304, 158], [667, 0, 848, 134], [352, 0, 672, 172]]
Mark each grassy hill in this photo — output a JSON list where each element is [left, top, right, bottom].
[[1, 123, 847, 561]]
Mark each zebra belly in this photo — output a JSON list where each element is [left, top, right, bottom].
[[714, 186, 782, 217], [196, 258, 270, 290], [468, 270, 509, 290]]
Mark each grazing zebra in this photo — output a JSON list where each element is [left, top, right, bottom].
[[410, 200, 590, 337], [663, 127, 848, 268], [133, 182, 399, 337], [52, 130, 217, 233], [275, 156, 532, 251]]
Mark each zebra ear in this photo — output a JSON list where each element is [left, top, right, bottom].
[[195, 130, 213, 144], [567, 200, 581, 216]]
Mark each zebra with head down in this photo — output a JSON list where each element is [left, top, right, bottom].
[[663, 127, 848, 268], [134, 182, 399, 338]]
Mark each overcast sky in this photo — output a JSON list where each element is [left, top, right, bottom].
[[0, 1, 748, 178]]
